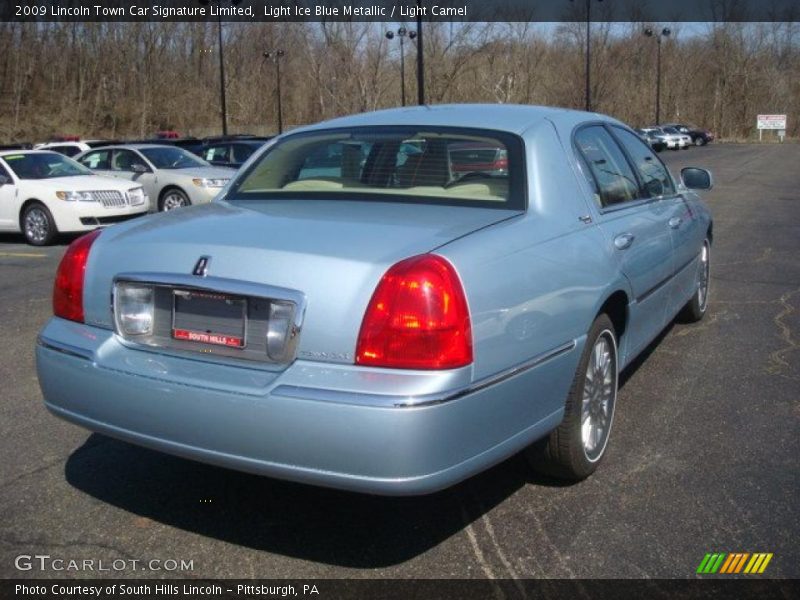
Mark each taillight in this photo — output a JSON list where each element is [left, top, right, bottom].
[[53, 229, 102, 323], [356, 254, 472, 370], [493, 157, 508, 171]]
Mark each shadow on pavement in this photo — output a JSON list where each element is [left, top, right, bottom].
[[65, 433, 534, 568]]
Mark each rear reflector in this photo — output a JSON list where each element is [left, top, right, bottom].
[[53, 229, 102, 323], [356, 254, 473, 370]]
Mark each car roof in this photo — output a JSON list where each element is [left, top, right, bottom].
[[83, 144, 175, 151], [0, 149, 61, 157], [294, 104, 616, 136]]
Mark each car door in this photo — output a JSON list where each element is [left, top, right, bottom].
[[77, 148, 113, 177], [608, 126, 702, 318], [110, 149, 158, 204], [0, 161, 18, 230], [575, 124, 676, 357]]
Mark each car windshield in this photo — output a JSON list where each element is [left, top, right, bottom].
[[2, 152, 92, 179], [139, 147, 207, 169], [229, 126, 523, 209]]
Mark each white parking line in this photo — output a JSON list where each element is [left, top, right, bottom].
[[0, 252, 48, 258]]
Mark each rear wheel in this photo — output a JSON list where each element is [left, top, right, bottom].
[[22, 202, 57, 246], [526, 314, 618, 480], [679, 239, 711, 322], [695, 137, 706, 147]]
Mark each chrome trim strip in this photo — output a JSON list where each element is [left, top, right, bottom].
[[273, 340, 577, 409], [37, 336, 93, 361]]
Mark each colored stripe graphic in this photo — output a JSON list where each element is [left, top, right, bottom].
[[719, 554, 736, 574], [733, 553, 750, 573], [698, 553, 727, 574]]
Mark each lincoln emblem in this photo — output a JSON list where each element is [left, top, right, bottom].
[[193, 256, 211, 277]]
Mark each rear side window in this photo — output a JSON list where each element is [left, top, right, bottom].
[[204, 145, 230, 163], [232, 143, 258, 163], [230, 126, 524, 209], [574, 126, 640, 207], [611, 127, 675, 198], [79, 150, 110, 170]]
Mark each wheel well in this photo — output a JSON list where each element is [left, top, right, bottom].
[[599, 291, 628, 341], [18, 199, 43, 229], [707, 221, 713, 244]]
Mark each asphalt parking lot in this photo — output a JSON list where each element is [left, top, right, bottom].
[[1, 143, 798, 579]]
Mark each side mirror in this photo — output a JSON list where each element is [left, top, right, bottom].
[[131, 163, 149, 174], [0, 175, 10, 186], [681, 167, 713, 190]]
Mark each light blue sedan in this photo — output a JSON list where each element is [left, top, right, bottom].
[[36, 105, 713, 495]]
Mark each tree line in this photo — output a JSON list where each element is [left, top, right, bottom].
[[0, 21, 797, 143]]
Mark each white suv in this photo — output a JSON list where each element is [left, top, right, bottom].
[[0, 151, 148, 245]]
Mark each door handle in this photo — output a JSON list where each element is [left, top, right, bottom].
[[669, 217, 683, 229], [614, 233, 635, 250]]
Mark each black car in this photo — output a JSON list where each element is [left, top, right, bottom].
[[662, 123, 715, 146], [197, 139, 269, 169]]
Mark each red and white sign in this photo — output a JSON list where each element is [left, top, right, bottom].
[[757, 114, 787, 130], [173, 328, 244, 348]]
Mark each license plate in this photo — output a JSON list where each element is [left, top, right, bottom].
[[172, 290, 246, 349]]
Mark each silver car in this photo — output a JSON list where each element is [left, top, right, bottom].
[[37, 105, 713, 495], [75, 144, 234, 211]]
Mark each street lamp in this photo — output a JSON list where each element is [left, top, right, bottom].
[[198, 0, 241, 136], [644, 26, 671, 125], [570, 0, 603, 112], [264, 50, 286, 134], [416, 0, 425, 105], [385, 27, 417, 107]]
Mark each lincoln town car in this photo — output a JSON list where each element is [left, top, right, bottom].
[[36, 105, 714, 494]]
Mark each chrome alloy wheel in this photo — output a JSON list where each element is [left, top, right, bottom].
[[24, 207, 50, 244], [162, 191, 188, 211], [581, 330, 618, 462], [697, 242, 710, 313]]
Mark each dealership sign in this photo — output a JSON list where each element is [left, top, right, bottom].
[[757, 114, 787, 129]]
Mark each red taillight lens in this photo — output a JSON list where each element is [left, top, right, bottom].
[[356, 254, 473, 370], [53, 229, 102, 323], [493, 157, 508, 171]]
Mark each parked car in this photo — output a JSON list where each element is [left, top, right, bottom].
[[448, 142, 508, 177], [662, 123, 715, 146], [34, 140, 114, 158], [199, 139, 268, 169], [36, 105, 714, 494], [74, 144, 234, 211], [0, 150, 148, 245], [659, 126, 692, 150], [635, 128, 666, 152], [642, 126, 687, 150]]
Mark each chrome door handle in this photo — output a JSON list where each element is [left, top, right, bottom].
[[614, 233, 635, 250], [669, 217, 683, 229]]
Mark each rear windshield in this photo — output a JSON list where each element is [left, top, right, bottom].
[[228, 126, 525, 209]]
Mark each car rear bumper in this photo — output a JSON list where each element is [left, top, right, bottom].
[[36, 318, 574, 495]]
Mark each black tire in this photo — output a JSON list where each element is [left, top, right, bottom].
[[21, 202, 58, 246], [678, 239, 711, 323], [158, 187, 191, 212], [526, 314, 618, 480], [695, 137, 706, 147]]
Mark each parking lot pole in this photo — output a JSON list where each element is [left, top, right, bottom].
[[645, 27, 671, 125], [264, 50, 285, 134], [416, 0, 425, 105], [217, 10, 228, 136]]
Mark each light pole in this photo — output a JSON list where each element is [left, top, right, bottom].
[[416, 0, 425, 105], [385, 27, 417, 107], [571, 0, 603, 112], [264, 50, 285, 134], [644, 27, 671, 125], [199, 0, 241, 136]]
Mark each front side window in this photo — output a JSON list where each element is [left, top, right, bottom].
[[612, 128, 675, 198], [574, 126, 640, 207], [3, 152, 92, 180], [78, 150, 111, 170], [112, 149, 148, 172], [139, 147, 207, 170], [229, 127, 523, 209]]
